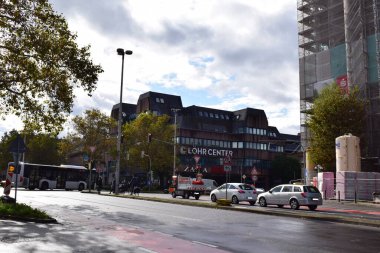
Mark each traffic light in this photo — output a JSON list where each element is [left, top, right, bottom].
[[148, 133, 152, 143], [8, 165, 15, 173]]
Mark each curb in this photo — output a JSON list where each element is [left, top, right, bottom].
[[0, 214, 58, 224]]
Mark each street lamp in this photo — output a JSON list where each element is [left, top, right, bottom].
[[172, 108, 180, 176], [115, 48, 132, 194]]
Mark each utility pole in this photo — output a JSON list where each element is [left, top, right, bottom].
[[172, 109, 180, 176]]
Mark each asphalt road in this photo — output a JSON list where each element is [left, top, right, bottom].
[[1, 190, 380, 253]]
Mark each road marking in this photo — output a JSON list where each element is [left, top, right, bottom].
[[192, 240, 218, 248], [154, 231, 173, 237], [138, 247, 158, 253]]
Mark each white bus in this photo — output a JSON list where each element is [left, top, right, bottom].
[[8, 162, 89, 191]]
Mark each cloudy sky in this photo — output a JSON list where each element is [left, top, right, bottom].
[[2, 0, 300, 136]]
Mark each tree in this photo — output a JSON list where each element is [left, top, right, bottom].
[[122, 113, 174, 185], [0, 0, 103, 133], [271, 155, 301, 185], [307, 83, 366, 171], [26, 133, 63, 164], [66, 109, 116, 166]]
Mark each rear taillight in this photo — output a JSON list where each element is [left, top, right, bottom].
[[238, 190, 245, 194], [301, 192, 307, 198], [253, 189, 257, 194]]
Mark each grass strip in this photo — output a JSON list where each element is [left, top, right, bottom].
[[0, 202, 51, 220]]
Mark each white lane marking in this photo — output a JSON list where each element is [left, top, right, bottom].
[[138, 247, 158, 253], [192, 240, 218, 248], [154, 231, 173, 237]]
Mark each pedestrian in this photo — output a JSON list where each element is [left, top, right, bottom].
[[96, 176, 102, 194], [110, 175, 115, 194]]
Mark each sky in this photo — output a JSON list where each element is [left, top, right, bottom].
[[1, 0, 300, 136]]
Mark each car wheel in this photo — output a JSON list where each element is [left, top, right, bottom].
[[211, 194, 217, 202], [195, 195, 200, 200], [259, 197, 267, 207], [78, 184, 84, 191], [290, 199, 300, 210], [172, 192, 177, 198], [249, 201, 256, 206], [184, 192, 190, 199], [308, 205, 317, 211], [232, 195, 239, 204], [40, 182, 48, 191], [277, 205, 284, 208]]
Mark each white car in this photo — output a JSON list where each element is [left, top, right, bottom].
[[210, 183, 258, 205]]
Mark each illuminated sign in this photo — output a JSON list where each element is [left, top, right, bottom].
[[180, 146, 233, 157]]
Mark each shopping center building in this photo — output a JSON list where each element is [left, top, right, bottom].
[[111, 91, 301, 188]]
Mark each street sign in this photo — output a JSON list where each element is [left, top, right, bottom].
[[224, 165, 232, 172]]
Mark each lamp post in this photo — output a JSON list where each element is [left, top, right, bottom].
[[172, 109, 180, 176], [115, 48, 132, 194], [141, 151, 152, 192]]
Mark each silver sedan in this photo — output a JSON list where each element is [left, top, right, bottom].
[[210, 183, 258, 205]]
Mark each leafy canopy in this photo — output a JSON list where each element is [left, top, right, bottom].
[[307, 84, 366, 170], [123, 113, 174, 177], [0, 0, 103, 133]]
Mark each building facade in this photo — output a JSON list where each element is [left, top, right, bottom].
[[298, 0, 380, 170], [111, 91, 300, 188]]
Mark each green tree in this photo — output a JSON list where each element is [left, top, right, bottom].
[[25, 133, 63, 164], [66, 109, 116, 166], [123, 113, 174, 184], [0, 130, 18, 176], [0, 0, 103, 133], [307, 84, 366, 171], [271, 155, 301, 184]]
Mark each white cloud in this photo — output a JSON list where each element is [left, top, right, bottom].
[[0, 0, 300, 136]]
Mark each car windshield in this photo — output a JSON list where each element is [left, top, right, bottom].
[[239, 184, 253, 190], [304, 186, 320, 193]]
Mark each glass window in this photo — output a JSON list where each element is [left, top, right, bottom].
[[220, 114, 225, 119], [282, 186, 293, 192], [228, 184, 237, 189], [294, 186, 302, 192], [160, 98, 164, 103], [239, 184, 253, 190], [232, 142, 238, 148], [204, 112, 209, 117], [215, 114, 219, 119], [225, 115, 230, 120], [198, 111, 203, 117], [238, 142, 243, 148], [304, 186, 320, 193], [271, 186, 282, 193], [210, 113, 214, 118], [218, 184, 226, 190], [155, 98, 160, 103]]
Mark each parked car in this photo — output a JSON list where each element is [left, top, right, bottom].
[[257, 184, 323, 210], [255, 187, 265, 194], [210, 183, 258, 205], [203, 179, 218, 194]]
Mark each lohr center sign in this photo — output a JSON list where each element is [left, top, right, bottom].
[[180, 146, 233, 157]]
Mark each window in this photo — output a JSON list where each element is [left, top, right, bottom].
[[220, 114, 225, 119], [198, 111, 203, 117], [210, 113, 214, 118], [160, 98, 165, 103], [228, 184, 237, 189], [271, 186, 282, 193], [155, 98, 160, 103], [204, 112, 209, 117], [294, 186, 302, 192], [225, 115, 230, 120], [282, 186, 293, 192]]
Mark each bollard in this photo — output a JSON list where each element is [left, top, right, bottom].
[[324, 190, 327, 200], [338, 191, 340, 202], [354, 191, 357, 203]]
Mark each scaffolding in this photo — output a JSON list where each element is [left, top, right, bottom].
[[298, 0, 380, 164]]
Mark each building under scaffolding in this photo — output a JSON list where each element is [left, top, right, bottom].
[[298, 0, 380, 171]]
